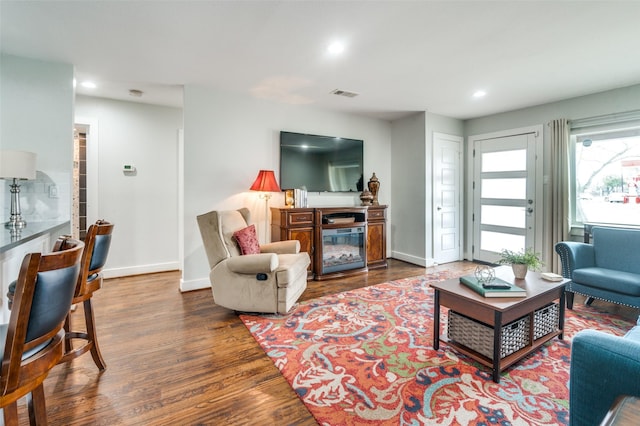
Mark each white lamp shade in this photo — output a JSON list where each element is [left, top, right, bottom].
[[0, 150, 37, 180]]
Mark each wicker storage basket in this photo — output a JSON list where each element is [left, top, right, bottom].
[[533, 302, 559, 340], [447, 311, 530, 359]]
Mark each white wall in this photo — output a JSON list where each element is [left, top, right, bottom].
[[390, 111, 464, 266], [75, 96, 183, 277], [465, 84, 640, 137], [1, 53, 75, 223], [182, 86, 392, 290], [390, 112, 426, 264]]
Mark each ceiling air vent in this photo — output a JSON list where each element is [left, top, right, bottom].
[[330, 89, 359, 98]]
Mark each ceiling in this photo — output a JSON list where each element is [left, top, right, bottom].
[[2, 1, 640, 121]]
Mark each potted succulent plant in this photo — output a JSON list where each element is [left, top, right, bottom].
[[497, 248, 543, 279]]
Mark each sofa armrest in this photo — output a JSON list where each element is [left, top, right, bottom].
[[569, 329, 640, 426], [555, 241, 595, 278], [225, 253, 278, 274], [261, 240, 300, 255]]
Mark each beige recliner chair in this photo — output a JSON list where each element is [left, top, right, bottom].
[[197, 208, 310, 314]]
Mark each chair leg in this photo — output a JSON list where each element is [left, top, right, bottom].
[[27, 384, 48, 426], [585, 297, 595, 306], [566, 291, 575, 309], [3, 402, 19, 426], [83, 298, 107, 371], [63, 312, 73, 354]]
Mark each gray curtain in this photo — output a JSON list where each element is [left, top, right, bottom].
[[549, 119, 570, 273]]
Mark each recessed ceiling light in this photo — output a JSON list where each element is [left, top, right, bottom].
[[81, 81, 97, 89], [473, 90, 487, 98], [327, 41, 345, 55]]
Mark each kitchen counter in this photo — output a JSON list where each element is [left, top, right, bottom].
[[0, 220, 71, 323], [0, 221, 70, 254]]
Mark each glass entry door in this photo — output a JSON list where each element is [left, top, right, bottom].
[[472, 132, 538, 263]]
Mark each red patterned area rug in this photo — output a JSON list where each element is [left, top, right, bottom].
[[240, 272, 634, 426]]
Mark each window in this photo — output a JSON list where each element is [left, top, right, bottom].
[[570, 112, 640, 227]]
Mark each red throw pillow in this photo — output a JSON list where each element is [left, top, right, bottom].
[[233, 224, 261, 255]]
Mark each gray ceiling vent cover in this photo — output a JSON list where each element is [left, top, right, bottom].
[[330, 89, 359, 98]]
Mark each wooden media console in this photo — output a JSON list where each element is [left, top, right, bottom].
[[271, 205, 387, 280]]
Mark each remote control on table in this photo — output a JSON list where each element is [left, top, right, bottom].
[[482, 283, 511, 289]]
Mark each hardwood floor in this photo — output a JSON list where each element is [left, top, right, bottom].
[[20, 259, 638, 425]]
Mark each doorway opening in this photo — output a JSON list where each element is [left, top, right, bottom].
[[73, 124, 88, 240]]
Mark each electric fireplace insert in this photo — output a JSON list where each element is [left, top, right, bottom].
[[321, 226, 366, 274]]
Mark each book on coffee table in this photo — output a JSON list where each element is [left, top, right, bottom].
[[541, 272, 564, 282], [459, 275, 527, 298]]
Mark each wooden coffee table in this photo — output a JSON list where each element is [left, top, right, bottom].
[[431, 266, 569, 383]]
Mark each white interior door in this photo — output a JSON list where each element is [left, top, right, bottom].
[[472, 132, 539, 263], [433, 133, 462, 264]]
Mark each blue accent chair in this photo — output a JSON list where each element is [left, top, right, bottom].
[[555, 226, 640, 309], [569, 317, 640, 425]]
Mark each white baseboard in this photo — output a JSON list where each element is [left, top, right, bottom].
[[103, 261, 181, 279], [389, 252, 437, 268], [106, 253, 440, 291], [103, 261, 210, 293], [180, 277, 211, 292], [390, 251, 426, 267]]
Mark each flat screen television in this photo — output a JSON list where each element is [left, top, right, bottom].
[[279, 131, 364, 192]]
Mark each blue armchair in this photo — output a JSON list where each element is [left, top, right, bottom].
[[569, 318, 640, 425], [555, 226, 640, 309]]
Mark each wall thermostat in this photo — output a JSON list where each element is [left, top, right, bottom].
[[123, 164, 136, 172]]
